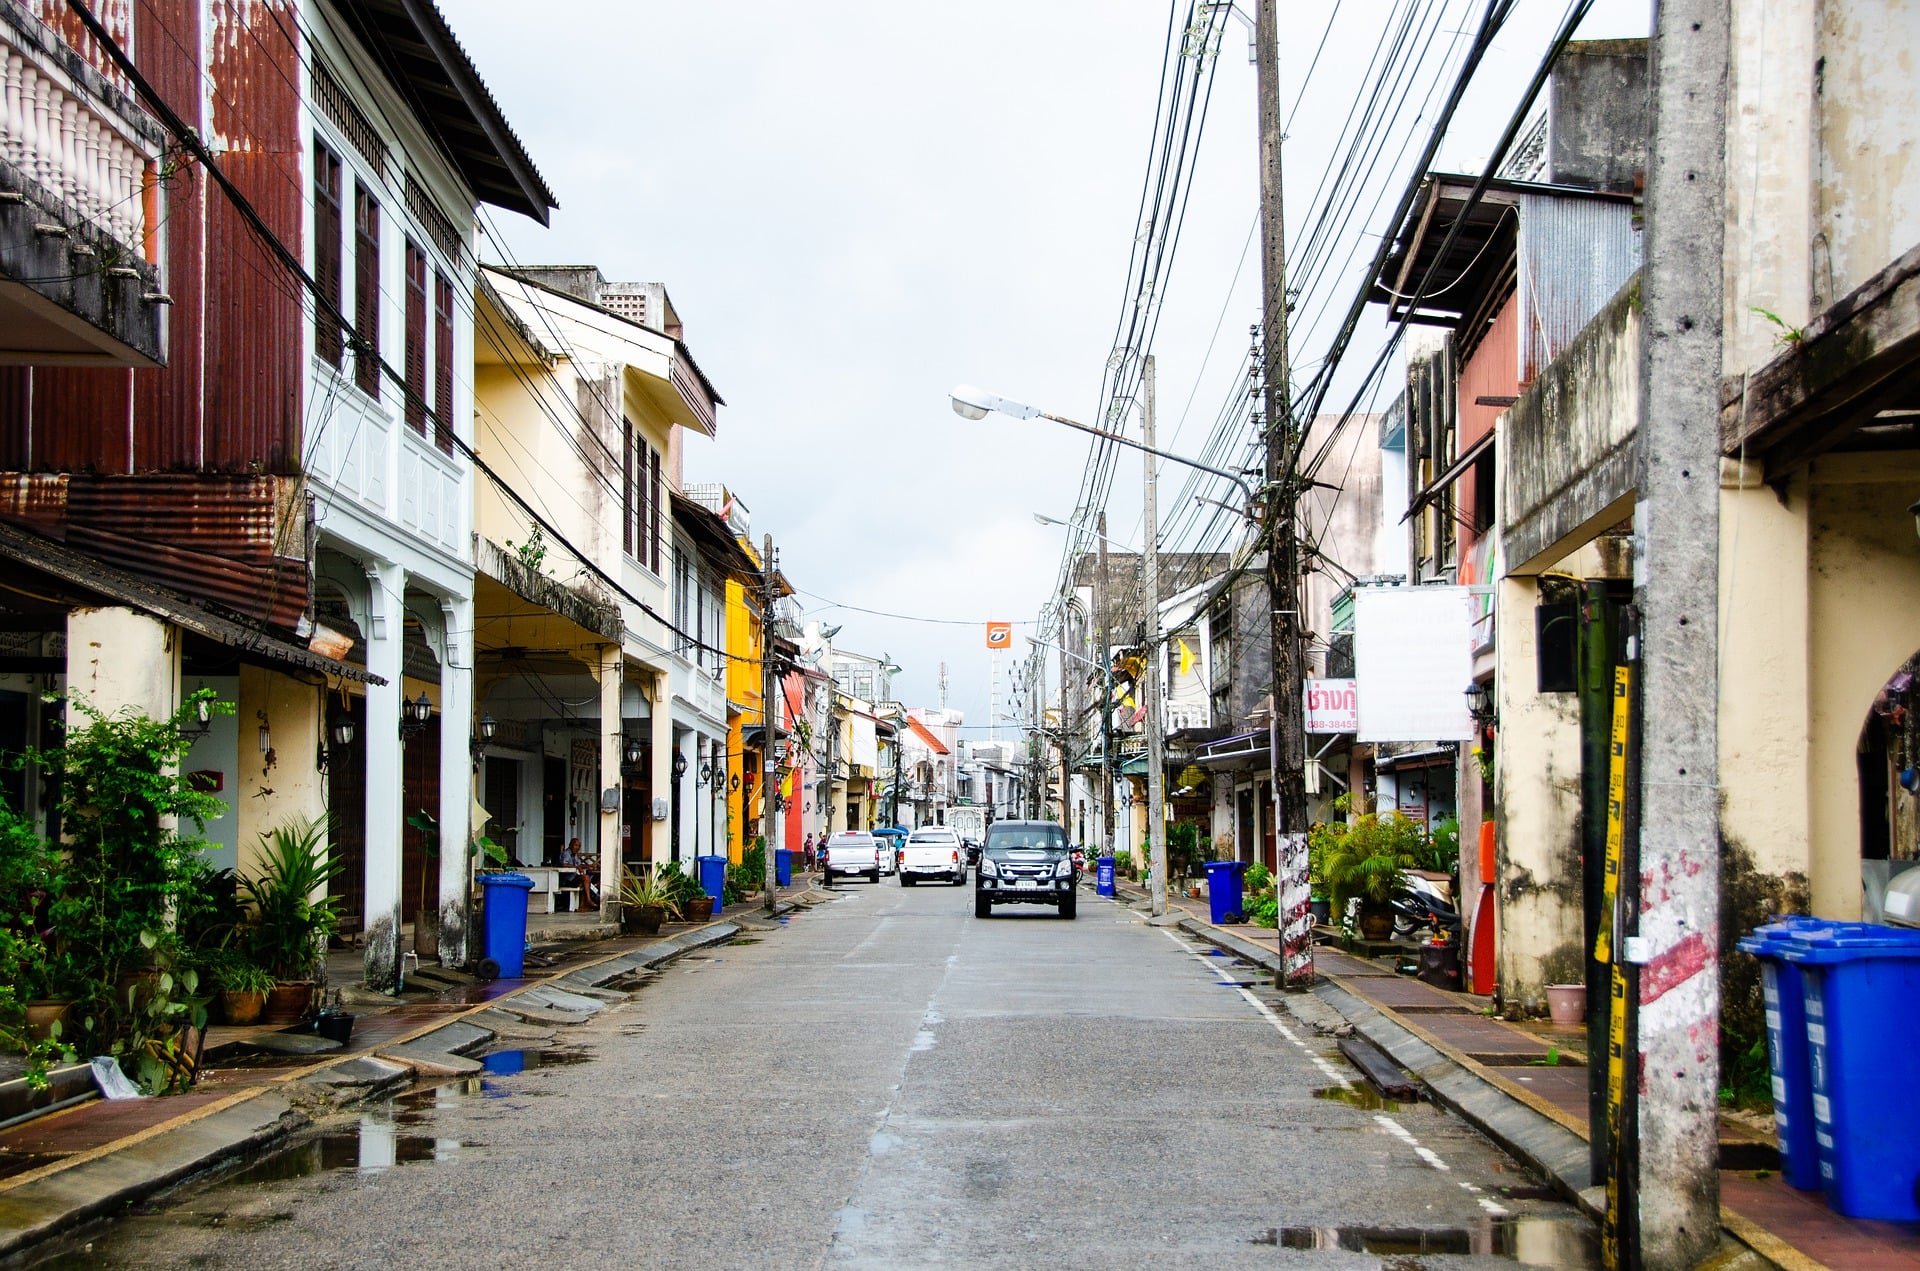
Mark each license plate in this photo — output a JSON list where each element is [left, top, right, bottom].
[[1015, 880, 1039, 890]]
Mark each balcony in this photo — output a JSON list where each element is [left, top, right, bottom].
[[0, 1, 167, 366]]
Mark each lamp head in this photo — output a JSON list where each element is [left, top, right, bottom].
[[949, 384, 1039, 422]]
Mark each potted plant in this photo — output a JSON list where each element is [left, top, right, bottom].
[[656, 864, 710, 923], [202, 947, 274, 1025], [1316, 802, 1425, 942], [238, 816, 342, 1025], [620, 868, 673, 935]]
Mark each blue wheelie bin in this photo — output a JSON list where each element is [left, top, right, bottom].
[[1785, 922, 1920, 1219], [1736, 915, 1832, 1190], [774, 848, 792, 887], [697, 854, 727, 915], [1096, 857, 1116, 897], [1205, 859, 1251, 925], [478, 872, 534, 979]]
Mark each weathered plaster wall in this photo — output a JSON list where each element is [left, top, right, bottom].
[[1813, 0, 1920, 314], [1503, 280, 1642, 575], [233, 665, 326, 879], [66, 607, 177, 722], [1718, 464, 1812, 881], [1805, 452, 1920, 916], [1493, 577, 1585, 1014]]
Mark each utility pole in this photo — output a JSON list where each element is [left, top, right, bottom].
[[1254, 0, 1311, 986], [760, 534, 780, 914], [1098, 511, 1114, 861], [1058, 602, 1071, 831], [1143, 355, 1169, 919], [1622, 0, 1728, 1262]]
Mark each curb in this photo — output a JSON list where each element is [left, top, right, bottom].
[[0, 907, 785, 1263]]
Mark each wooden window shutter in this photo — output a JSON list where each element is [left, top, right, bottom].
[[313, 142, 343, 366], [649, 446, 662, 572], [354, 187, 381, 398], [404, 240, 427, 434], [434, 270, 454, 453], [622, 417, 634, 557]]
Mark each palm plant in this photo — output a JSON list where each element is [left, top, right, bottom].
[[238, 816, 343, 982]]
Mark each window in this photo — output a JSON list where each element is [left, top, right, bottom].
[[404, 239, 427, 435], [353, 187, 381, 398], [313, 141, 343, 366], [434, 270, 454, 453], [673, 542, 694, 657], [622, 418, 663, 571]]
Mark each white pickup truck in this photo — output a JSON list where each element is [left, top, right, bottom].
[[821, 830, 881, 884], [898, 826, 968, 886]]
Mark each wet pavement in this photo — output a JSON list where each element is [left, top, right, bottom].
[[28, 883, 1603, 1269]]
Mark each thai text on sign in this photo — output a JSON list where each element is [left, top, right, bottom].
[[1304, 678, 1359, 733]]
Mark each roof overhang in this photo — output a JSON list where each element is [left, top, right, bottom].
[[1720, 238, 1920, 477], [0, 520, 382, 684], [330, 0, 557, 224]]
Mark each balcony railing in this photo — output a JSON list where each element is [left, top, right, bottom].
[[0, 3, 162, 263]]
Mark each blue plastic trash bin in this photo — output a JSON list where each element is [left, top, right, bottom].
[[1784, 922, 1920, 1219], [1096, 857, 1115, 897], [697, 854, 727, 915], [1736, 916, 1833, 1190], [478, 872, 534, 979], [1205, 859, 1251, 925], [774, 848, 792, 887]]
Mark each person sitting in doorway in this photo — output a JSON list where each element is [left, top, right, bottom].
[[561, 836, 600, 908]]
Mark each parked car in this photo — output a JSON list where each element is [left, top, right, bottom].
[[963, 838, 981, 866], [822, 830, 882, 884], [899, 826, 968, 886], [974, 820, 1077, 919]]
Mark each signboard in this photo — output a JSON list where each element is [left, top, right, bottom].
[[1353, 586, 1475, 742], [985, 621, 1012, 649], [1304, 679, 1359, 733]]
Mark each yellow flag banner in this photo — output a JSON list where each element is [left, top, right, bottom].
[[1178, 638, 1194, 678]]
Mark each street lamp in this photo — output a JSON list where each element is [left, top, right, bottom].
[[953, 385, 1262, 511]]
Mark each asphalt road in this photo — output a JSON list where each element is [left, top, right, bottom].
[[54, 879, 1598, 1269]]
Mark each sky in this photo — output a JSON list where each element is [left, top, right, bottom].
[[438, 0, 1649, 739]]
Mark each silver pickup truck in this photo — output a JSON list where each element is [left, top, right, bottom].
[[821, 830, 881, 884], [898, 826, 967, 886]]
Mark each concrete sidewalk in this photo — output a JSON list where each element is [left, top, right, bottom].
[[1117, 879, 1920, 1271], [0, 886, 823, 1263]]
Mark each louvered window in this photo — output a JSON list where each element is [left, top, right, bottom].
[[404, 239, 427, 434], [434, 271, 455, 454], [353, 187, 381, 398], [313, 141, 343, 366]]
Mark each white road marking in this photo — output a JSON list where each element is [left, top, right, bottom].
[[1161, 929, 1353, 1089]]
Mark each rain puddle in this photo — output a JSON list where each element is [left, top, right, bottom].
[[727, 937, 763, 946], [1250, 1218, 1599, 1266], [477, 1046, 594, 1076], [1314, 1085, 1408, 1112], [226, 1115, 460, 1183]]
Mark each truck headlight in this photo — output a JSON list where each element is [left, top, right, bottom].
[[979, 859, 998, 877], [1054, 859, 1074, 877]]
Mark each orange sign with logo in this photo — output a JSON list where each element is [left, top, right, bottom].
[[985, 622, 1012, 650]]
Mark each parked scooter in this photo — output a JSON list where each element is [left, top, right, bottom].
[[1390, 875, 1461, 942]]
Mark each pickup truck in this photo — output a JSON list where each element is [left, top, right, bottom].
[[897, 826, 967, 886], [821, 830, 881, 884], [975, 819, 1078, 919]]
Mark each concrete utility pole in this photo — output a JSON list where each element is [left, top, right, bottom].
[[1058, 605, 1071, 831], [1143, 355, 1169, 919], [1625, 0, 1728, 1263], [1098, 511, 1115, 861], [760, 534, 780, 914], [1253, 0, 1312, 985]]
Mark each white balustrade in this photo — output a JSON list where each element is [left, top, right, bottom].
[[0, 16, 156, 258]]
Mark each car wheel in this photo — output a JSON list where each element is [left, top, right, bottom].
[[869, 869, 880, 884], [901, 874, 914, 887], [1059, 895, 1077, 920], [974, 892, 991, 919]]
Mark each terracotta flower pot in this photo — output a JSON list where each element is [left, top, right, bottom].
[[686, 896, 715, 923], [1358, 903, 1395, 942], [625, 904, 664, 935], [1546, 983, 1587, 1026], [24, 1000, 71, 1041], [219, 989, 266, 1026], [262, 981, 314, 1025]]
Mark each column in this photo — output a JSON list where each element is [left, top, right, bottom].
[[361, 561, 405, 992], [66, 606, 178, 721], [597, 646, 622, 921], [437, 596, 474, 967], [650, 666, 672, 865]]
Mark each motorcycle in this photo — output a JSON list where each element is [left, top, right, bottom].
[[1390, 875, 1461, 942]]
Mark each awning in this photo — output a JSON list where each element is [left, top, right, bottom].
[[1403, 427, 1496, 522], [1376, 746, 1454, 771], [1196, 730, 1267, 766], [0, 519, 383, 684]]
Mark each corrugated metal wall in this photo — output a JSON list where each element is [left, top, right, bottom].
[[0, 0, 308, 629], [1516, 193, 1642, 383]]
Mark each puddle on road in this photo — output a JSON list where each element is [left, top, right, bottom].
[[225, 1116, 461, 1183], [727, 937, 762, 946], [477, 1046, 594, 1076], [1313, 1085, 1408, 1112], [1250, 1218, 1599, 1266]]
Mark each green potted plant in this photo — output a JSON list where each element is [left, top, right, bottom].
[[238, 815, 342, 1024], [201, 946, 275, 1025], [620, 868, 673, 934], [656, 863, 709, 923], [1317, 804, 1425, 941]]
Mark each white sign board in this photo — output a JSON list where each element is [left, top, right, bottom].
[[1304, 679, 1359, 733], [1353, 587, 1475, 742]]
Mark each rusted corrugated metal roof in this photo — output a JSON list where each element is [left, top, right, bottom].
[[0, 518, 380, 684], [1516, 192, 1642, 382]]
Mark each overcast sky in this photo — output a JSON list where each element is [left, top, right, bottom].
[[439, 0, 1649, 739]]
